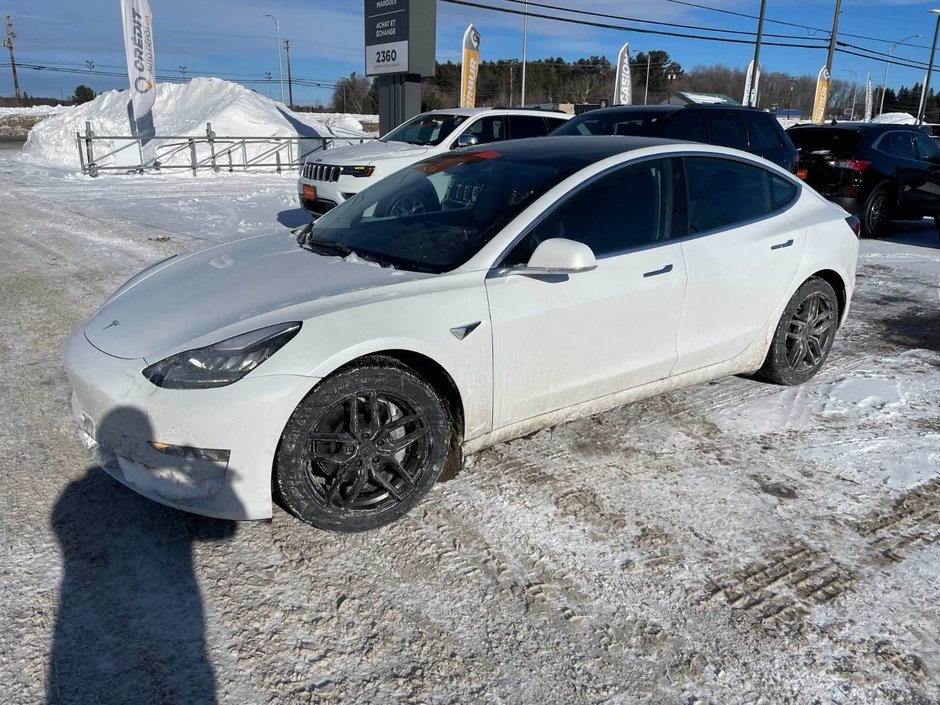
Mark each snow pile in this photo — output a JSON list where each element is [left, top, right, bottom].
[[0, 105, 64, 116], [23, 77, 371, 172], [872, 112, 916, 125]]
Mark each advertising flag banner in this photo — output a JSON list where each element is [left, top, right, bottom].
[[612, 43, 632, 106], [120, 0, 156, 142], [459, 25, 481, 108], [743, 60, 761, 107], [812, 66, 831, 124], [864, 73, 873, 122]]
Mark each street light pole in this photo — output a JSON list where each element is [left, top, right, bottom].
[[265, 13, 285, 104], [919, 10, 940, 125], [881, 34, 919, 116]]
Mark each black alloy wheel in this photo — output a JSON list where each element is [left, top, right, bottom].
[[275, 358, 452, 531], [759, 278, 839, 386], [862, 187, 889, 238]]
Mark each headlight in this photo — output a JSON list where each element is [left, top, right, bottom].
[[142, 322, 301, 389], [340, 165, 375, 177]]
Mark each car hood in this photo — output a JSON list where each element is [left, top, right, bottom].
[[312, 140, 431, 165], [84, 232, 428, 360]]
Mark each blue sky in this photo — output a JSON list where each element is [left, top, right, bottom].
[[4, 1, 940, 105]]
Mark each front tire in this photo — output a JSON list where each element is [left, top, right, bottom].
[[275, 357, 452, 532], [758, 278, 839, 386]]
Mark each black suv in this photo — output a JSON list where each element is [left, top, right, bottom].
[[550, 104, 799, 172], [788, 124, 940, 238]]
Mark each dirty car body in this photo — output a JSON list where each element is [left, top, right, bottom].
[[65, 137, 859, 529]]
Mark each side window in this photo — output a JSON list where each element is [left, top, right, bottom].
[[502, 159, 674, 265], [463, 116, 507, 145], [911, 132, 940, 161], [880, 132, 915, 160], [545, 117, 568, 132], [746, 115, 784, 150], [661, 113, 706, 142], [508, 115, 551, 139], [684, 157, 792, 234], [706, 115, 749, 151]]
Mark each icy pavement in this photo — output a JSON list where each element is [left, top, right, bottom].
[[1, 153, 939, 704]]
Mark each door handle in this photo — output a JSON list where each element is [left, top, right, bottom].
[[643, 264, 673, 278], [771, 239, 794, 250]]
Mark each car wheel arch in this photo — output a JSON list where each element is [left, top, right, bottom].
[[810, 269, 847, 322]]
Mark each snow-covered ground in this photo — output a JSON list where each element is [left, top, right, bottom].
[[1, 151, 939, 705], [0, 104, 64, 115]]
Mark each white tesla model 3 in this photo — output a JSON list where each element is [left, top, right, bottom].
[[64, 137, 859, 532]]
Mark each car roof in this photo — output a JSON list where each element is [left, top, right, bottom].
[[455, 135, 692, 162], [420, 107, 569, 118], [789, 123, 923, 133], [574, 104, 770, 118]]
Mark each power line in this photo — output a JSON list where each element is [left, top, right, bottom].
[[439, 0, 827, 49]]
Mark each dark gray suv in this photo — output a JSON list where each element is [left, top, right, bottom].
[[551, 104, 799, 173]]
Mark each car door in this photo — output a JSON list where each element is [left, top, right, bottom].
[[674, 155, 805, 375], [485, 158, 688, 429], [905, 131, 940, 216]]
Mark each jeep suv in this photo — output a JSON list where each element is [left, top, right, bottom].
[[550, 104, 799, 172], [788, 123, 940, 238], [298, 107, 570, 216]]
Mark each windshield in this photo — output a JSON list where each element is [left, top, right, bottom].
[[382, 113, 469, 146], [553, 111, 660, 137], [308, 149, 588, 273]]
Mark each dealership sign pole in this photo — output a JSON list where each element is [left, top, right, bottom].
[[612, 43, 632, 106], [459, 25, 480, 108], [864, 73, 873, 121], [120, 0, 156, 148]]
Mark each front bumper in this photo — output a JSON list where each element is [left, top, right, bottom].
[[63, 330, 317, 520], [296, 174, 369, 214]]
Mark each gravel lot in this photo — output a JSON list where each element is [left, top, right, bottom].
[[1, 152, 938, 705]]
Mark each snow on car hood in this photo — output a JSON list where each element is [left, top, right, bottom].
[[84, 232, 426, 360], [312, 139, 430, 165]]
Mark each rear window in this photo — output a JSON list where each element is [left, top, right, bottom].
[[788, 128, 861, 155], [747, 115, 785, 150], [553, 111, 662, 136]]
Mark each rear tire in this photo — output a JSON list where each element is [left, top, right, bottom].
[[274, 357, 452, 532], [758, 278, 839, 386], [861, 186, 890, 238]]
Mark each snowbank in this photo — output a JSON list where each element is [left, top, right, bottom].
[[873, 112, 916, 125], [0, 105, 64, 116], [23, 78, 371, 172]]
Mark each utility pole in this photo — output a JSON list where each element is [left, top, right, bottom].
[[521, 1, 528, 106], [265, 71, 272, 98], [747, 0, 767, 107], [825, 0, 843, 80], [644, 53, 651, 105], [284, 39, 294, 108], [179, 65, 187, 80], [3, 16, 21, 105]]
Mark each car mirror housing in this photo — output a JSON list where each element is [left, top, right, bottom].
[[456, 133, 479, 149], [511, 238, 598, 275]]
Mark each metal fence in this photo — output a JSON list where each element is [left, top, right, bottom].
[[76, 121, 378, 177]]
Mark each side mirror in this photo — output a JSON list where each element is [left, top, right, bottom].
[[456, 133, 479, 148], [509, 238, 597, 276]]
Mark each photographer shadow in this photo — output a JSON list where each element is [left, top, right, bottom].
[[48, 407, 238, 705]]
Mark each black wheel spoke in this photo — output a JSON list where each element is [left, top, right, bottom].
[[347, 396, 361, 438], [326, 464, 358, 506], [378, 413, 420, 439], [370, 468, 405, 500], [384, 456, 416, 488], [369, 392, 382, 432], [385, 427, 429, 454], [341, 468, 370, 510]]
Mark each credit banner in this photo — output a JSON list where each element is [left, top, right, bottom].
[[120, 0, 156, 141]]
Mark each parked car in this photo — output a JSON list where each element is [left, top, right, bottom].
[[788, 123, 940, 238], [297, 107, 570, 216], [65, 137, 858, 532], [550, 104, 799, 172]]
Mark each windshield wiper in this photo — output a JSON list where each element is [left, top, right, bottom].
[[300, 235, 353, 257]]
